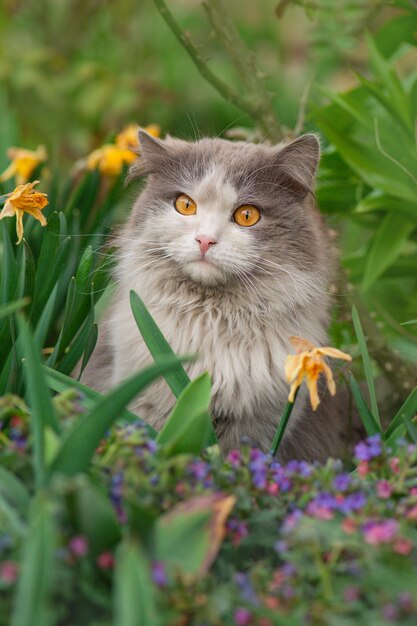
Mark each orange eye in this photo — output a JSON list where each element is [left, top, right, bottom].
[[175, 194, 197, 216], [233, 205, 261, 227]]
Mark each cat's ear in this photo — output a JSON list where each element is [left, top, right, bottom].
[[275, 134, 320, 197], [138, 130, 167, 167]]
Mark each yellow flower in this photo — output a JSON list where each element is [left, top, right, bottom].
[[0, 181, 48, 244], [86, 144, 137, 177], [285, 336, 352, 411], [0, 146, 48, 185], [115, 123, 161, 150]]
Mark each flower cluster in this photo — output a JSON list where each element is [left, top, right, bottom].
[[85, 122, 160, 176]]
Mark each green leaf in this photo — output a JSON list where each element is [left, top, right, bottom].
[[10, 496, 55, 626], [403, 415, 417, 444], [114, 539, 158, 626], [0, 298, 30, 321], [130, 290, 191, 397], [16, 240, 36, 304], [154, 493, 235, 580], [42, 365, 155, 432], [401, 319, 417, 326], [355, 192, 417, 224], [47, 355, 190, 478], [157, 372, 217, 451], [30, 212, 71, 324], [0, 467, 30, 515], [365, 32, 411, 130], [351, 306, 381, 427], [18, 315, 60, 489], [56, 307, 95, 376], [78, 322, 98, 379], [385, 385, 417, 439], [348, 372, 381, 437], [73, 481, 121, 554], [362, 212, 414, 291]]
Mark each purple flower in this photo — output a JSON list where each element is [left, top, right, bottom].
[[69, 535, 89, 557], [332, 473, 351, 491], [362, 519, 398, 545], [227, 450, 241, 467], [234, 572, 258, 604], [382, 603, 398, 621], [188, 461, 208, 481], [354, 435, 382, 461], [152, 561, 168, 587], [338, 491, 367, 514], [282, 509, 303, 533]]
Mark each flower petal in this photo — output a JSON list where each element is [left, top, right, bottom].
[[316, 346, 352, 361], [289, 336, 315, 354], [0, 199, 16, 219], [322, 362, 336, 396], [15, 209, 24, 245], [306, 371, 321, 411]]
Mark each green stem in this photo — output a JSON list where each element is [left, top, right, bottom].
[[152, 0, 283, 140], [270, 388, 299, 456]]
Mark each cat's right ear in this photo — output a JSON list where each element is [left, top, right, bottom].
[[126, 131, 168, 182], [138, 130, 168, 169]]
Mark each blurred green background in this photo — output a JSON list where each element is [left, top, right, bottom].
[[0, 0, 388, 161]]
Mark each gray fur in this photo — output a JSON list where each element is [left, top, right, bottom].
[[83, 132, 351, 462]]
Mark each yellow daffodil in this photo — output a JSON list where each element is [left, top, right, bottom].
[[0, 146, 47, 185], [0, 181, 48, 244], [285, 336, 352, 410], [86, 144, 137, 177], [115, 123, 161, 150]]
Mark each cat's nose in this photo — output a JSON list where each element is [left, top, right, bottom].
[[195, 235, 217, 255]]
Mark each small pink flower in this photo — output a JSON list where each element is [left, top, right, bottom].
[[0, 561, 18, 584], [342, 518, 357, 534], [267, 482, 279, 495], [376, 480, 392, 499], [389, 457, 400, 474], [410, 487, 417, 496], [357, 461, 369, 477], [343, 586, 360, 602], [363, 519, 398, 545], [96, 551, 114, 569], [69, 535, 89, 558], [393, 537, 413, 555], [234, 607, 252, 625]]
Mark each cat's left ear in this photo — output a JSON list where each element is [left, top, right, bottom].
[[275, 134, 320, 196]]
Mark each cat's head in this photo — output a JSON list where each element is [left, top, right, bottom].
[[127, 131, 328, 294]]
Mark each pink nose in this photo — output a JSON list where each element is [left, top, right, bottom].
[[196, 235, 217, 255]]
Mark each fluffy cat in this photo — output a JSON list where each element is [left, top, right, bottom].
[[83, 131, 353, 462]]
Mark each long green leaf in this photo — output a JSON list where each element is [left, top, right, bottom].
[[362, 213, 414, 291], [0, 298, 30, 321], [10, 496, 55, 626], [42, 365, 155, 433], [351, 306, 381, 427], [348, 372, 381, 436], [0, 466, 30, 515], [385, 385, 417, 439], [114, 540, 158, 626], [47, 355, 190, 478], [130, 290, 191, 397], [157, 372, 216, 449], [18, 315, 60, 489], [403, 415, 417, 444]]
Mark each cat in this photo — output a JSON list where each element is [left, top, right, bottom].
[[83, 130, 354, 462]]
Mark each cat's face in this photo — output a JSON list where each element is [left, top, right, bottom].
[[129, 132, 326, 291]]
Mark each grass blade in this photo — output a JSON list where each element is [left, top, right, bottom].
[[130, 290, 191, 397], [403, 415, 417, 444], [0, 298, 30, 321], [42, 365, 156, 434], [351, 305, 381, 427], [385, 385, 417, 439], [47, 355, 190, 478], [348, 372, 381, 436], [10, 496, 55, 626], [114, 539, 158, 626], [18, 315, 60, 489]]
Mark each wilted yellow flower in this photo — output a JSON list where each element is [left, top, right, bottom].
[[285, 336, 352, 410], [0, 146, 47, 185], [0, 181, 48, 244], [115, 123, 161, 150], [86, 144, 137, 177]]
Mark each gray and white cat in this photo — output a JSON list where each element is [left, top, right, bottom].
[[84, 131, 353, 462]]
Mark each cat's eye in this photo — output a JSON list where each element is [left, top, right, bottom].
[[233, 205, 261, 227], [175, 194, 197, 216]]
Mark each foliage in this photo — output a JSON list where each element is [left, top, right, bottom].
[[1, 395, 417, 625]]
